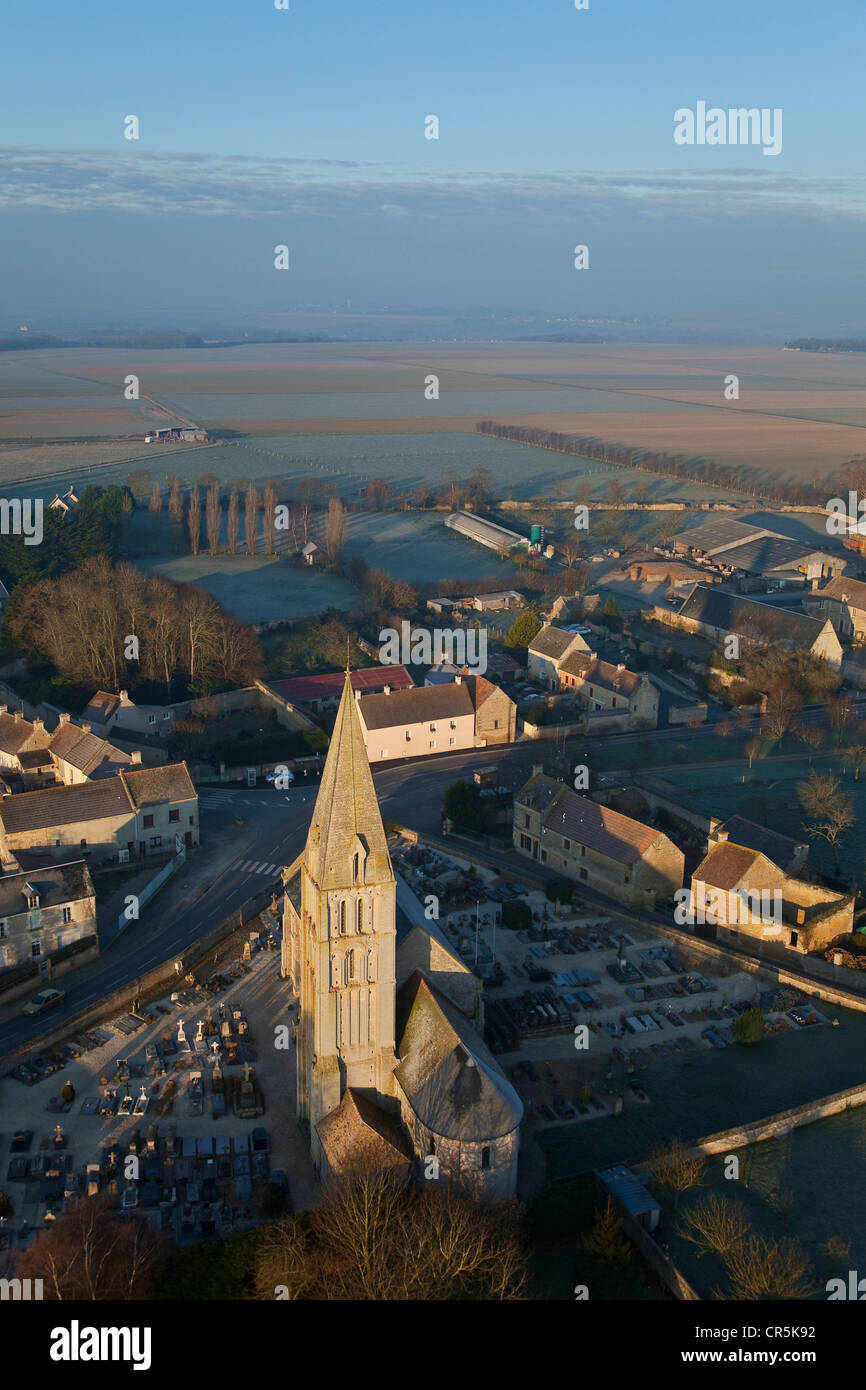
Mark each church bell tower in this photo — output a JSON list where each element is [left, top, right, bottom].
[[292, 673, 398, 1164]]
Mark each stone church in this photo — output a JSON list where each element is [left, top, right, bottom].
[[282, 672, 522, 1200]]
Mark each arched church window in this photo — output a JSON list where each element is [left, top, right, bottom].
[[339, 900, 346, 935], [481, 1146, 490, 1170], [345, 949, 354, 984], [356, 898, 364, 933], [353, 851, 360, 883]]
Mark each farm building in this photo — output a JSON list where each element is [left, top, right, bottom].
[[444, 511, 526, 553]]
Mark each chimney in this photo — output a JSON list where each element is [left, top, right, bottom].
[[81, 722, 91, 735], [32, 718, 44, 734], [455, 675, 462, 686], [119, 689, 129, 701], [59, 712, 71, 725], [384, 685, 391, 696], [13, 711, 20, 722], [531, 762, 544, 777], [131, 751, 142, 765], [616, 663, 625, 672], [0, 705, 6, 716]]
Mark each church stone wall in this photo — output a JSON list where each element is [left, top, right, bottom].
[[395, 1081, 519, 1202]]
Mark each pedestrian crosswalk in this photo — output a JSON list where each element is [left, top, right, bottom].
[[234, 858, 282, 877], [198, 790, 240, 807]]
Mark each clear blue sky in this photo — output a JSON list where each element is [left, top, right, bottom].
[[1, 0, 864, 334]]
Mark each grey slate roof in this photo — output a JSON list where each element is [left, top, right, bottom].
[[517, 774, 658, 865], [712, 815, 805, 867], [675, 585, 832, 648], [0, 859, 94, 916], [528, 624, 578, 660], [49, 724, 132, 779], [0, 777, 134, 833], [357, 681, 475, 731], [395, 972, 522, 1141]]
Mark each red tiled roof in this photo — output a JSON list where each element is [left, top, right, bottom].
[[268, 666, 414, 705]]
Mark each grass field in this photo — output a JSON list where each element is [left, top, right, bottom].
[[656, 1105, 866, 1299], [3, 342, 866, 493], [537, 1003, 866, 1182]]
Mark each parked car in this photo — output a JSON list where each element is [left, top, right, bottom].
[[22, 988, 66, 1017]]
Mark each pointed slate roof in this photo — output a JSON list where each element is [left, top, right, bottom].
[[305, 672, 392, 890]]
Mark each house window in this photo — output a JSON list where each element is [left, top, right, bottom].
[[169, 809, 179, 823], [31, 941, 41, 957], [563, 839, 570, 851], [588, 687, 594, 696], [189, 815, 194, 825], [405, 730, 411, 741], [149, 836, 162, 848], [143, 814, 154, 829], [449, 737, 455, 747], [148, 714, 156, 724], [27, 894, 39, 909], [524, 813, 530, 828], [579, 868, 588, 880], [790, 929, 799, 948], [62, 906, 72, 923], [481, 1146, 490, 1170], [429, 740, 435, 749], [80, 839, 87, 849], [380, 749, 387, 759], [449, 721, 456, 730], [0, 922, 5, 938], [163, 712, 170, 720], [581, 845, 586, 857], [339, 900, 347, 935], [540, 850, 547, 864], [429, 722, 436, 732], [612, 697, 616, 708], [493, 719, 499, 729]]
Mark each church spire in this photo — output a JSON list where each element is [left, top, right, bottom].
[[305, 671, 392, 891]]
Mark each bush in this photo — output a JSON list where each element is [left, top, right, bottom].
[[733, 1006, 765, 1045], [545, 877, 573, 906], [502, 899, 531, 931], [443, 780, 483, 829]]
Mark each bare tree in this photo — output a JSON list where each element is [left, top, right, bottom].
[[263, 482, 278, 557], [676, 1194, 749, 1259], [245, 482, 259, 556], [206, 484, 221, 556], [794, 720, 824, 762], [325, 496, 346, 567], [796, 769, 854, 866], [187, 484, 201, 556], [648, 1136, 706, 1203], [15, 1194, 165, 1300], [721, 1235, 813, 1301], [148, 481, 162, 539], [227, 487, 239, 555], [367, 478, 391, 510]]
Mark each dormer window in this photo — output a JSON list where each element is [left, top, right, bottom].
[[28, 894, 39, 910]]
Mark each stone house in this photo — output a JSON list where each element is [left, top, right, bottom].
[[513, 774, 684, 909], [0, 763, 198, 869], [805, 574, 866, 645], [557, 652, 659, 728], [0, 859, 96, 973], [671, 585, 844, 667], [688, 841, 854, 958], [0, 708, 52, 772], [49, 715, 136, 784], [80, 689, 176, 739], [527, 624, 592, 688], [356, 676, 517, 762]]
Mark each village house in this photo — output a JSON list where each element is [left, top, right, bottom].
[[706, 814, 808, 876], [805, 574, 866, 645], [527, 623, 592, 687], [0, 859, 96, 974], [669, 585, 844, 667], [513, 773, 684, 909], [526, 624, 659, 730], [49, 715, 137, 783], [80, 689, 178, 739], [0, 708, 52, 772], [47, 485, 79, 518], [356, 675, 517, 763], [687, 841, 854, 958], [0, 763, 198, 870], [557, 651, 659, 728]]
